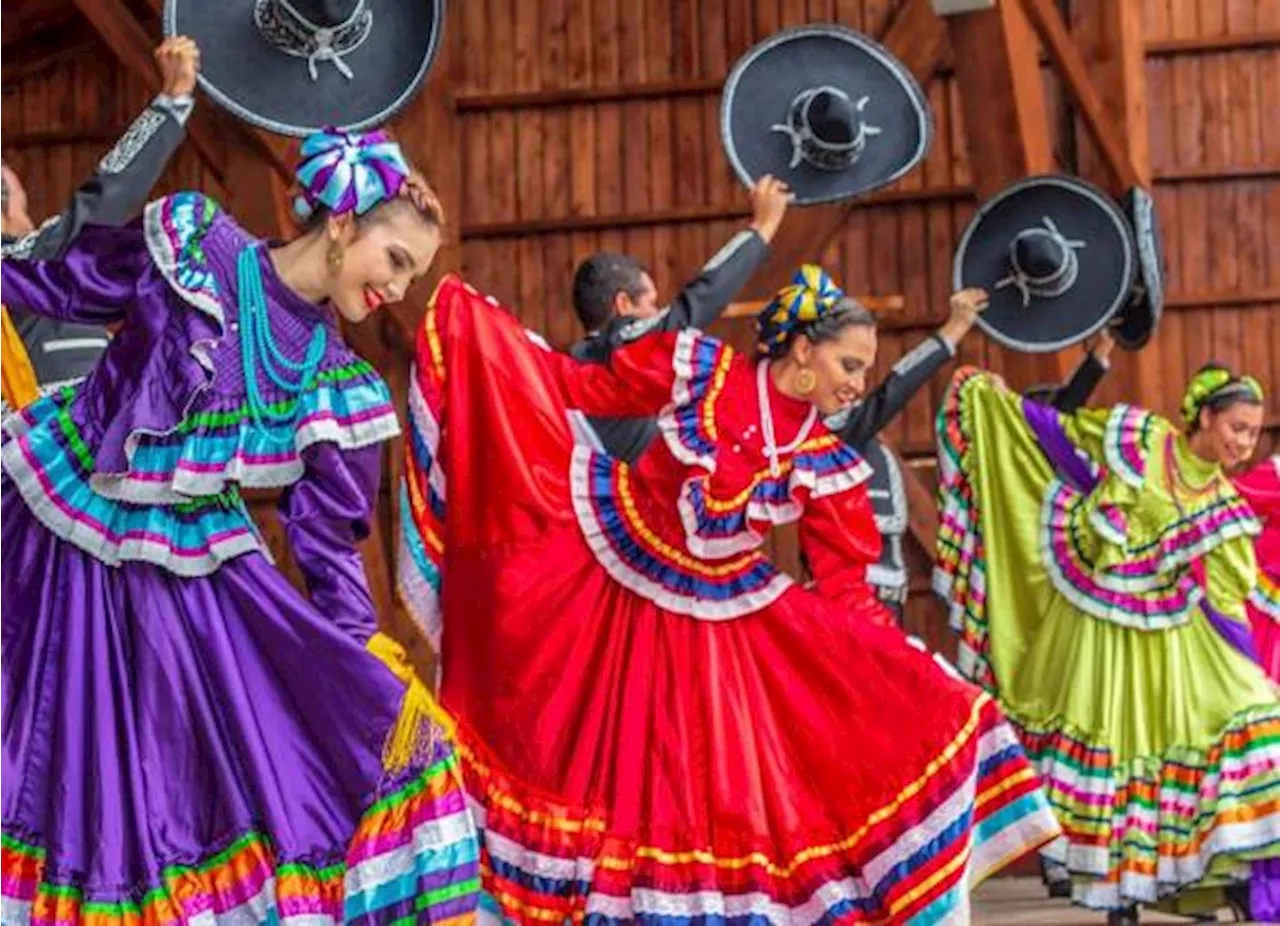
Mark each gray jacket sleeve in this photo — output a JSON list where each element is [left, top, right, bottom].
[[830, 333, 955, 452], [614, 228, 770, 343], [2, 94, 193, 262], [4, 95, 192, 389]]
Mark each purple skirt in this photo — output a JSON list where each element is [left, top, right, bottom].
[[1, 482, 480, 922]]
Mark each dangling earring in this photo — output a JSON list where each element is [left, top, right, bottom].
[[796, 368, 817, 395], [326, 240, 344, 275]]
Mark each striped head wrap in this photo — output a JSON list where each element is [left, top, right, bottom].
[[1180, 364, 1264, 428], [757, 264, 846, 356], [292, 127, 411, 222]]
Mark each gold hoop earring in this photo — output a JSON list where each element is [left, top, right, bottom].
[[796, 368, 817, 395], [326, 240, 343, 274]]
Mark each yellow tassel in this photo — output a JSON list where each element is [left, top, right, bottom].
[[366, 632, 456, 775], [2, 305, 39, 411]]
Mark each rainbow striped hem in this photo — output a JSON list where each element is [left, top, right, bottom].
[[1, 753, 482, 925], [1015, 705, 1280, 909], [454, 697, 1060, 925]]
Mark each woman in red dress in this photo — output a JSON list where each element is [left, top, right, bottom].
[[399, 266, 1061, 923], [1234, 454, 1280, 681]]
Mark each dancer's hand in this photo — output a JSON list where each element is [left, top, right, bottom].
[[938, 287, 989, 349], [748, 175, 793, 244], [1089, 328, 1116, 366], [157, 36, 201, 98]]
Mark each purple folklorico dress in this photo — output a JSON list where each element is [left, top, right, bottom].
[[0, 192, 481, 923]]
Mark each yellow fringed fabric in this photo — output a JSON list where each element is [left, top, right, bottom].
[[366, 631, 454, 773], [1, 305, 38, 411]]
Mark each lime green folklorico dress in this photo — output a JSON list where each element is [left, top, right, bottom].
[[934, 366, 1280, 912]]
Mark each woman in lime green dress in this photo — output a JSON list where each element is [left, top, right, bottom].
[[934, 362, 1279, 924]]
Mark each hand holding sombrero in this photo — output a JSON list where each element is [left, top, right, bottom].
[[164, 0, 445, 137]]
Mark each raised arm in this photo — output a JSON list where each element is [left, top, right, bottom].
[[278, 442, 384, 644], [831, 288, 986, 452], [615, 176, 788, 342], [539, 329, 691, 418], [1050, 331, 1114, 413], [1, 223, 147, 325], [2, 38, 197, 263]]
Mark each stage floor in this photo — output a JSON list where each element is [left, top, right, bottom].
[[973, 878, 1258, 924]]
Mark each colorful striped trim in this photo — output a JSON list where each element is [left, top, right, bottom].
[[1040, 479, 1202, 631], [571, 445, 793, 620], [142, 192, 225, 331], [1, 749, 482, 925], [451, 697, 1059, 925], [656, 330, 733, 472], [675, 433, 873, 560], [1011, 704, 1280, 910], [933, 367, 996, 691], [1250, 571, 1280, 625], [88, 359, 400, 505], [1103, 404, 1157, 489], [398, 351, 448, 663], [1, 390, 263, 577]]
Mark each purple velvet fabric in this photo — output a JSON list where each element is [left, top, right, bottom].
[[1253, 858, 1280, 922], [1022, 397, 1099, 494], [0, 202, 406, 895]]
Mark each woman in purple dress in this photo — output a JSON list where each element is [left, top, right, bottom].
[[0, 130, 481, 923]]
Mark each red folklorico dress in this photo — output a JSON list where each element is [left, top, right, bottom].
[[1234, 454, 1280, 681], [398, 274, 1061, 924]]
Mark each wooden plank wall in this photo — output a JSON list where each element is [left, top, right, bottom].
[[2, 0, 1277, 654]]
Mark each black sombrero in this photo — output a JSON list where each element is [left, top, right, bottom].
[[720, 24, 932, 206], [165, 0, 444, 137], [1110, 186, 1165, 350], [953, 174, 1136, 353]]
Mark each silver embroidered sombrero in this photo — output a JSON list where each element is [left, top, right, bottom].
[[1111, 186, 1165, 350], [164, 0, 444, 137], [953, 174, 1137, 353], [720, 24, 932, 206]]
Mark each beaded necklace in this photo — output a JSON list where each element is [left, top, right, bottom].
[[236, 244, 328, 429]]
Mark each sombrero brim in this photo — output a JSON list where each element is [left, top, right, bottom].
[[165, 0, 443, 137], [953, 175, 1136, 353], [1112, 186, 1165, 351], [720, 24, 932, 206]]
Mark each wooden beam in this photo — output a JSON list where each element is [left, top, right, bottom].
[[69, 0, 228, 181], [460, 184, 973, 240], [1067, 0, 1157, 402], [946, 1, 1055, 199], [737, 0, 951, 302], [1019, 0, 1143, 194], [1154, 163, 1280, 182], [1147, 31, 1280, 56]]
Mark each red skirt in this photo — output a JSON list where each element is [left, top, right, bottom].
[[403, 276, 1060, 923]]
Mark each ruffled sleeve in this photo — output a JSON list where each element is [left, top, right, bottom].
[[278, 441, 382, 643], [799, 482, 894, 626]]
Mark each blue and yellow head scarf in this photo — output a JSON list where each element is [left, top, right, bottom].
[[1180, 364, 1265, 428], [757, 264, 846, 357]]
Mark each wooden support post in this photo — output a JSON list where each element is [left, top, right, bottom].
[[1068, 0, 1160, 402], [736, 0, 950, 303], [945, 0, 1071, 386], [946, 1, 1055, 199], [1021, 0, 1143, 194]]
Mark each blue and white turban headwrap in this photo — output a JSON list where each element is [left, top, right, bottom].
[[292, 127, 411, 222]]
